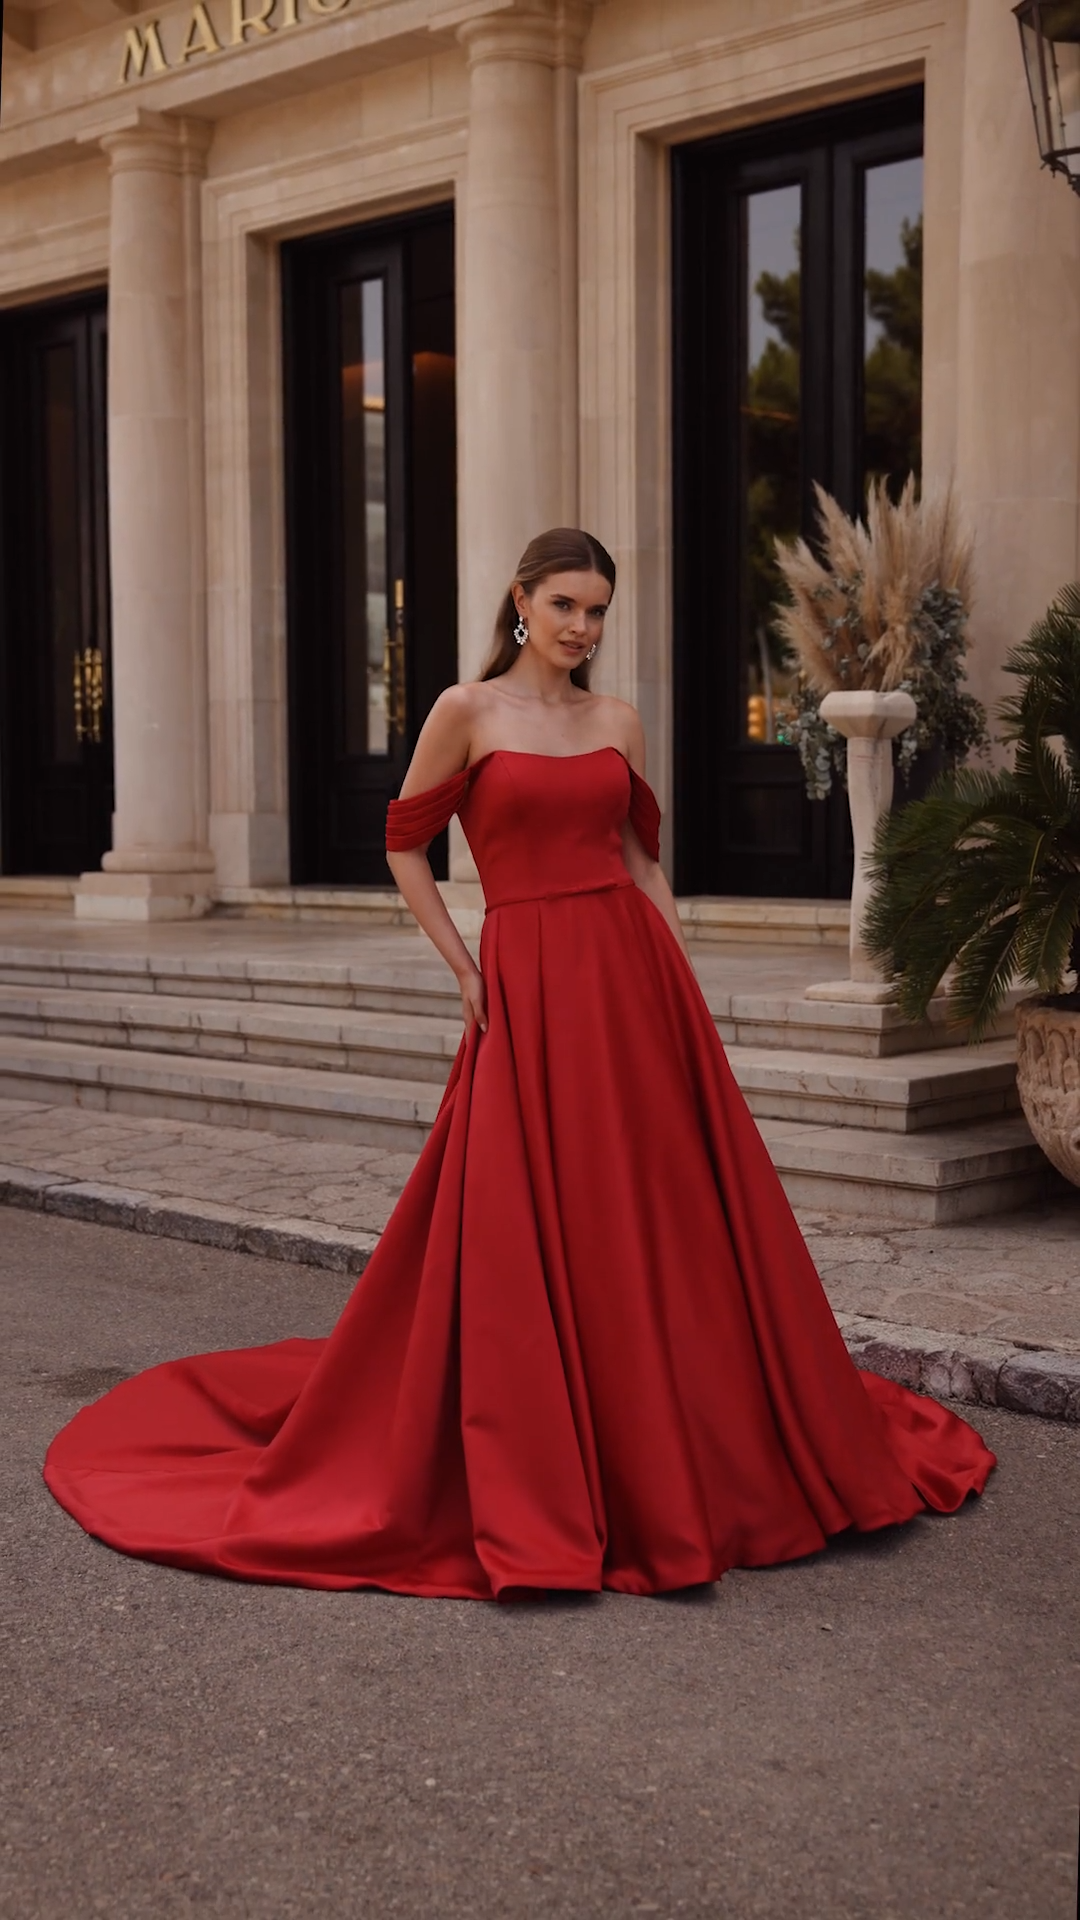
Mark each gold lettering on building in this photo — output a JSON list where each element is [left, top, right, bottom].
[[231, 0, 274, 41], [120, 0, 341, 80], [181, 0, 224, 58], [119, 20, 169, 81]]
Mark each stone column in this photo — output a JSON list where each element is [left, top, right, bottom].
[[76, 112, 215, 920], [955, 2, 1080, 728], [443, 1, 590, 883]]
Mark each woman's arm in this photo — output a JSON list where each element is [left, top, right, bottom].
[[619, 710, 692, 961], [385, 687, 488, 1035]]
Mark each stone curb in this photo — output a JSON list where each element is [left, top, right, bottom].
[[837, 1315, 1080, 1425], [1, 1162, 1077, 1423], [0, 1162, 378, 1276]]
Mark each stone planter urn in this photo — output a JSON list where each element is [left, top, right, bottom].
[[805, 688, 917, 1006], [1015, 998, 1080, 1187]]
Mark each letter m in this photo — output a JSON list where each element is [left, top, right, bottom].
[[119, 21, 168, 80]]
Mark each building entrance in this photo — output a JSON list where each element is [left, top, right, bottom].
[[283, 209, 457, 885], [0, 292, 113, 876], [673, 89, 923, 897]]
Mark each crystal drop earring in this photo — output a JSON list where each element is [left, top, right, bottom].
[[586, 643, 598, 660], [513, 615, 528, 647]]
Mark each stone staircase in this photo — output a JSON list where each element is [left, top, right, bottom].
[[0, 922, 1053, 1224]]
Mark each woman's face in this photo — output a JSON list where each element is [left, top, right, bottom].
[[514, 570, 612, 671]]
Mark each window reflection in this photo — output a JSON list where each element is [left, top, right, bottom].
[[741, 184, 801, 746], [340, 276, 389, 757], [864, 156, 922, 494]]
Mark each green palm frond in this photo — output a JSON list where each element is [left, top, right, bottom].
[[1011, 726, 1077, 830], [864, 583, 1080, 1039], [1014, 875, 1080, 990], [945, 911, 1027, 1035], [998, 589, 1080, 776]]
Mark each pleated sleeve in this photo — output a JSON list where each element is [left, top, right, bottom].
[[627, 767, 661, 863], [385, 767, 471, 852]]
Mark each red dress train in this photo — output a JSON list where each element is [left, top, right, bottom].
[[44, 749, 994, 1597]]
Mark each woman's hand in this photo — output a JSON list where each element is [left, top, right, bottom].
[[457, 963, 488, 1037]]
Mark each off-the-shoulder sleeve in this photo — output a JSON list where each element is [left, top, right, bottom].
[[386, 767, 471, 852], [627, 767, 661, 863]]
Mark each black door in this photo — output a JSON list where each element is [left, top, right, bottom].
[[673, 88, 923, 897], [283, 209, 457, 884], [0, 293, 113, 876]]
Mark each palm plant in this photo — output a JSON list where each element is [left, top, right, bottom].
[[863, 586, 1080, 1039]]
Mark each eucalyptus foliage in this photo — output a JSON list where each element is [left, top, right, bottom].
[[773, 480, 987, 800], [863, 586, 1080, 1038], [788, 581, 989, 801]]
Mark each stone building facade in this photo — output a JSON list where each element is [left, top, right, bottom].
[[1, 0, 1078, 916]]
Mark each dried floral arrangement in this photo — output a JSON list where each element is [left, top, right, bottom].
[[773, 478, 989, 800]]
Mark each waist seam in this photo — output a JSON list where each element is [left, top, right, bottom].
[[484, 876, 635, 913]]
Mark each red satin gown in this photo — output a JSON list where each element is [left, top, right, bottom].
[[45, 748, 994, 1597]]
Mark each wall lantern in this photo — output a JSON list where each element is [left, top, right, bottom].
[[1015, 1, 1080, 193]]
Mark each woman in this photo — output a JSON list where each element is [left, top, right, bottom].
[[45, 528, 994, 1599]]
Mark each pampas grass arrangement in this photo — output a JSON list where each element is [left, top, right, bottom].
[[774, 478, 988, 799]]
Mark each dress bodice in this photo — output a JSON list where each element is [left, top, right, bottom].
[[385, 747, 661, 910]]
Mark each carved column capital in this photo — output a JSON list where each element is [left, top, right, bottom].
[[95, 110, 212, 177], [443, 0, 592, 70]]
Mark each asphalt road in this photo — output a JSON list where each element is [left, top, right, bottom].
[[1, 1208, 1077, 1920]]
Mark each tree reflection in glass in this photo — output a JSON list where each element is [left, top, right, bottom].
[[864, 157, 922, 495], [741, 185, 802, 746]]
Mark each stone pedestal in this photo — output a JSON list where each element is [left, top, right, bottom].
[[76, 113, 215, 922], [805, 690, 917, 1005]]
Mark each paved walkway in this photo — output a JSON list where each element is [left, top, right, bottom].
[[4, 1212, 1078, 1920], [0, 1094, 1077, 1422]]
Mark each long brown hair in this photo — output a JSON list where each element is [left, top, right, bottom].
[[480, 528, 617, 692]]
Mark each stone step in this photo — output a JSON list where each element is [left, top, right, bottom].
[[214, 886, 418, 928], [730, 1041, 1019, 1133], [0, 981, 1020, 1133], [0, 940, 1016, 1058], [757, 1115, 1057, 1225], [711, 987, 1017, 1058], [216, 891, 853, 948], [680, 897, 849, 947], [0, 1034, 442, 1151], [0, 982, 463, 1085], [0, 941, 463, 1019], [0, 882, 854, 948], [0, 878, 77, 915], [0, 1031, 1047, 1221]]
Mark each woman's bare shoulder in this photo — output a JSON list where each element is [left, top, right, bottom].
[[592, 694, 646, 768], [397, 683, 484, 798]]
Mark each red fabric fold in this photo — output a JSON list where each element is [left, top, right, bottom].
[[385, 766, 473, 851], [46, 746, 994, 1600], [628, 766, 661, 862]]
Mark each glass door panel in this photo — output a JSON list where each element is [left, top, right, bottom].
[[673, 87, 924, 898], [0, 294, 113, 876], [742, 185, 802, 748], [42, 341, 83, 768], [863, 155, 923, 493], [340, 275, 391, 759], [283, 210, 457, 886]]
